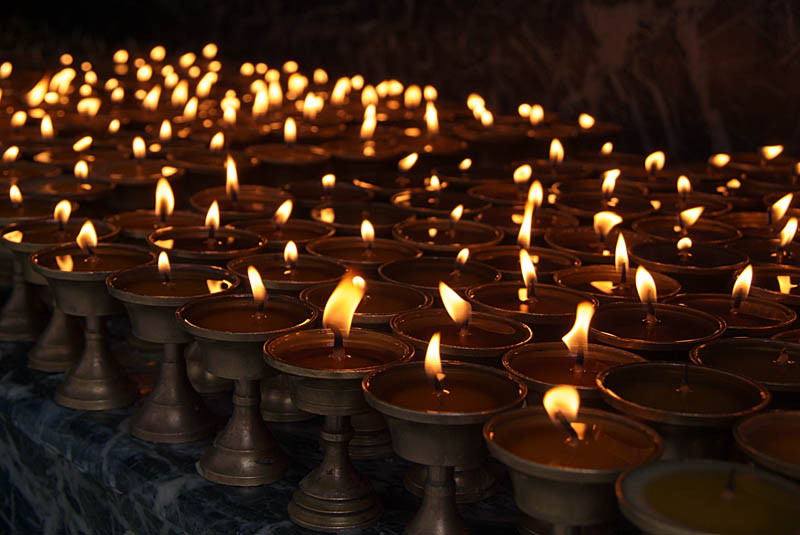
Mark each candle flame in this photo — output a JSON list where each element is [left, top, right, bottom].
[[397, 152, 418, 172], [284, 117, 297, 145], [519, 248, 537, 297], [76, 220, 97, 253], [517, 199, 534, 249], [480, 110, 494, 127], [760, 145, 784, 161], [202, 43, 217, 59], [680, 206, 704, 228], [247, 265, 267, 308], [645, 151, 665, 174], [158, 251, 170, 277], [771, 193, 793, 222], [635, 266, 657, 306], [252, 87, 268, 118], [0, 61, 11, 79], [361, 105, 377, 140], [615, 233, 628, 277], [778, 275, 798, 294], [331, 78, 350, 106], [318, 207, 335, 223], [601, 142, 614, 155], [56, 254, 73, 272], [677, 237, 693, 251], [467, 93, 485, 111], [360, 219, 375, 246], [155, 178, 174, 218], [732, 265, 753, 303], [404, 85, 422, 108], [40, 114, 54, 139], [578, 113, 595, 130], [593, 211, 622, 240], [543, 385, 580, 423], [225, 155, 239, 199], [3, 146, 19, 163], [132, 136, 147, 159], [562, 302, 595, 356], [142, 85, 161, 111], [456, 248, 470, 267], [284, 240, 298, 265], [322, 275, 366, 338], [273, 199, 293, 226], [54, 200, 71, 224], [780, 217, 798, 248], [675, 176, 692, 197], [602, 169, 620, 197], [708, 153, 730, 168], [111, 87, 124, 102], [74, 160, 88, 179], [423, 331, 444, 383], [549, 139, 564, 165], [528, 180, 543, 208], [425, 174, 442, 192], [321, 173, 336, 190], [76, 97, 100, 118], [513, 164, 532, 185], [205, 201, 220, 230], [361, 85, 378, 107], [10, 111, 26, 128], [439, 281, 471, 327], [529, 104, 544, 126], [108, 119, 120, 133], [170, 80, 189, 107], [312, 68, 328, 85], [72, 136, 92, 152], [458, 158, 472, 171], [209, 131, 224, 151], [425, 101, 439, 136], [27, 76, 49, 107], [9, 184, 22, 205], [183, 97, 198, 120], [450, 204, 464, 223]]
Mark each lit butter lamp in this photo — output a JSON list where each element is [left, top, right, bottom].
[[233, 199, 335, 252], [548, 167, 646, 198], [244, 117, 331, 187], [647, 174, 732, 218], [390, 179, 491, 219], [472, 184, 581, 280], [189, 155, 292, 223], [310, 200, 414, 238], [167, 131, 259, 197], [721, 191, 798, 239], [503, 301, 643, 407], [633, 204, 741, 245], [554, 163, 653, 222], [300, 277, 433, 460], [474, 195, 580, 249], [0, 145, 61, 183], [692, 337, 800, 408], [590, 266, 725, 361], [20, 159, 114, 216], [630, 234, 749, 293], [666, 265, 796, 337], [616, 458, 800, 534], [597, 360, 769, 460], [147, 201, 266, 266], [31, 221, 155, 409], [307, 218, 422, 277], [466, 165, 547, 207], [484, 385, 661, 533], [1, 202, 118, 371], [392, 203, 503, 255], [390, 281, 531, 503], [350, 152, 438, 200], [735, 410, 800, 480], [400, 101, 469, 168], [378, 248, 501, 302], [107, 252, 239, 442], [748, 263, 800, 312], [554, 232, 681, 303], [89, 137, 188, 212], [320, 103, 407, 177], [105, 177, 203, 241], [363, 332, 527, 535], [466, 248, 599, 341], [264, 276, 414, 531], [728, 144, 794, 177], [732, 215, 800, 266], [282, 172, 374, 217], [0, 183, 54, 224], [451, 101, 539, 166], [545, 210, 637, 265], [176, 266, 318, 485], [431, 156, 515, 193]]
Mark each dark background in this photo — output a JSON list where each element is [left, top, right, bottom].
[[3, 0, 799, 160]]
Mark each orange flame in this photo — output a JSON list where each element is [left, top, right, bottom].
[[247, 265, 267, 308], [40, 114, 54, 139], [273, 199, 293, 226], [578, 113, 595, 129], [450, 204, 464, 223], [615, 233, 628, 278], [528, 180, 543, 208], [404, 85, 422, 108], [205, 201, 220, 231], [155, 178, 174, 218], [76, 220, 97, 254], [158, 251, 170, 278], [760, 145, 784, 161], [635, 266, 657, 306], [398, 153, 418, 172], [321, 173, 336, 190], [778, 275, 798, 295], [543, 385, 580, 423], [480, 110, 493, 127], [209, 131, 224, 151], [2, 146, 19, 163], [680, 206, 704, 228], [601, 142, 613, 155], [361, 219, 375, 246], [54, 200, 71, 224], [72, 136, 92, 152], [9, 184, 22, 206], [284, 240, 298, 265], [10, 111, 26, 128], [517, 199, 534, 249], [518, 248, 537, 300], [424, 332, 444, 383], [771, 193, 793, 222], [439, 281, 471, 327], [602, 169, 620, 197], [73, 160, 88, 179], [456, 248, 470, 267], [645, 151, 665, 174], [529, 104, 544, 126], [183, 97, 198, 120], [549, 139, 564, 165], [708, 153, 730, 168], [677, 237, 693, 251], [513, 164, 532, 185], [677, 175, 692, 196], [361, 105, 377, 140], [225, 155, 239, 199], [458, 158, 472, 171], [425, 101, 439, 136], [132, 136, 147, 159], [562, 302, 595, 356], [780, 218, 798, 248], [593, 211, 622, 240], [322, 275, 366, 337], [732, 265, 753, 304]]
